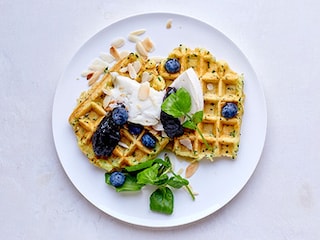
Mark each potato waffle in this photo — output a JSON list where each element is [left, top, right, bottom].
[[158, 45, 245, 160], [69, 45, 244, 172], [69, 53, 170, 172]]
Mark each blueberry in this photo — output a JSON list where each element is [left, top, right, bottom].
[[128, 122, 143, 135], [141, 133, 157, 148], [165, 58, 181, 74], [112, 106, 128, 125], [109, 171, 126, 187], [221, 102, 238, 119]]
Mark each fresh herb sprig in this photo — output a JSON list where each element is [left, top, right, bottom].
[[105, 155, 195, 215], [161, 87, 211, 149]]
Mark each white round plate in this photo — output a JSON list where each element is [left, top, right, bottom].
[[52, 13, 267, 228]]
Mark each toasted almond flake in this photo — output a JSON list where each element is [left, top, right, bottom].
[[207, 83, 214, 91], [141, 71, 152, 82], [109, 46, 121, 61], [142, 37, 154, 52], [118, 141, 129, 149], [166, 19, 172, 29], [86, 72, 94, 80], [127, 63, 137, 79], [119, 67, 128, 73], [88, 70, 102, 86], [179, 138, 193, 151], [88, 58, 108, 71], [136, 41, 148, 58], [120, 51, 130, 59], [185, 161, 199, 178], [132, 60, 142, 73], [127, 34, 140, 43], [138, 81, 150, 100], [99, 52, 115, 63], [111, 38, 125, 48], [81, 70, 94, 78], [130, 29, 146, 36]]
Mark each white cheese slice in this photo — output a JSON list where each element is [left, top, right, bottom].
[[169, 68, 204, 115]]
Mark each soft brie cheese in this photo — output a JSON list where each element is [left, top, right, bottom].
[[170, 68, 204, 115]]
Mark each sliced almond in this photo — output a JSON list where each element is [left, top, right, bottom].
[[141, 71, 152, 82], [179, 138, 193, 151], [110, 38, 125, 48], [120, 51, 130, 59], [136, 41, 148, 58], [166, 19, 173, 29], [142, 37, 154, 52], [127, 63, 137, 79], [99, 52, 115, 63], [118, 141, 129, 149], [81, 70, 94, 78], [130, 29, 146, 36], [109, 46, 121, 61], [132, 60, 142, 73], [88, 70, 102, 86], [185, 161, 199, 178], [127, 34, 140, 43], [138, 82, 150, 100], [89, 58, 108, 71]]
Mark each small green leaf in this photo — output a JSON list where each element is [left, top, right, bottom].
[[105, 173, 143, 192], [149, 187, 174, 214], [154, 174, 169, 186], [182, 119, 196, 130], [136, 164, 160, 185], [161, 87, 191, 118], [167, 175, 189, 189], [125, 159, 156, 172], [192, 110, 203, 125]]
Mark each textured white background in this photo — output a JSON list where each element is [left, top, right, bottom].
[[1, 0, 319, 239]]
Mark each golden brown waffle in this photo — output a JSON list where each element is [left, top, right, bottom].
[[69, 53, 170, 172], [69, 45, 244, 172], [158, 45, 245, 160]]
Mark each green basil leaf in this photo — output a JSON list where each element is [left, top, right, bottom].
[[167, 175, 189, 189], [136, 164, 160, 185], [161, 87, 191, 118], [154, 174, 169, 186], [182, 119, 196, 130], [125, 159, 156, 172], [154, 157, 171, 176], [192, 110, 203, 125], [149, 187, 174, 214]]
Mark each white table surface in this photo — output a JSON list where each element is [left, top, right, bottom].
[[1, 0, 319, 239]]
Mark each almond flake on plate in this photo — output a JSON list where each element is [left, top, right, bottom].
[[110, 38, 125, 48], [185, 161, 199, 178]]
